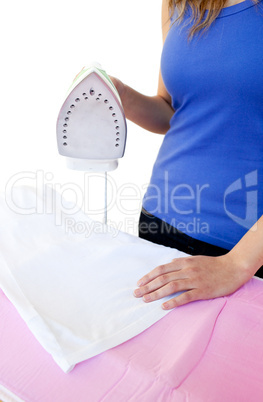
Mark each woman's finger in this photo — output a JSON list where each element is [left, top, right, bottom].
[[162, 289, 201, 310], [134, 270, 189, 298], [140, 278, 192, 303], [137, 258, 187, 287]]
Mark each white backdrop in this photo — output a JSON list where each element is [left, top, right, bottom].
[[1, 0, 164, 235]]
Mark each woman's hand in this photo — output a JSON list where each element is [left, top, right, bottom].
[[108, 75, 174, 134], [133, 253, 252, 309], [109, 76, 126, 101]]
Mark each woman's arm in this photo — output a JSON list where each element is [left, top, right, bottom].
[[134, 215, 263, 309], [110, 0, 174, 134], [111, 77, 174, 134]]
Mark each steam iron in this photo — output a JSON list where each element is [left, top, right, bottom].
[[56, 62, 127, 172], [56, 63, 127, 224]]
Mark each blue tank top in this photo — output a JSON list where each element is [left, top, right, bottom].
[[142, 0, 263, 249]]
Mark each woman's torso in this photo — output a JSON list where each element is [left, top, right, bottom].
[[143, 0, 263, 249]]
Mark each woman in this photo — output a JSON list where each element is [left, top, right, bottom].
[[111, 0, 263, 309]]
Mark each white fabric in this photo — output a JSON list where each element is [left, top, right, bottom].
[[0, 385, 24, 402], [0, 186, 186, 373]]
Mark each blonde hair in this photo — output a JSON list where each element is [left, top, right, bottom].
[[168, 0, 258, 39]]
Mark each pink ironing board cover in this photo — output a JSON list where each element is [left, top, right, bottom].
[[1, 277, 263, 402]]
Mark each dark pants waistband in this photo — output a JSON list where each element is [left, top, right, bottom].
[[138, 207, 263, 279]]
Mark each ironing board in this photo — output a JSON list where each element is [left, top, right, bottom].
[[1, 185, 263, 400], [1, 276, 263, 402]]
